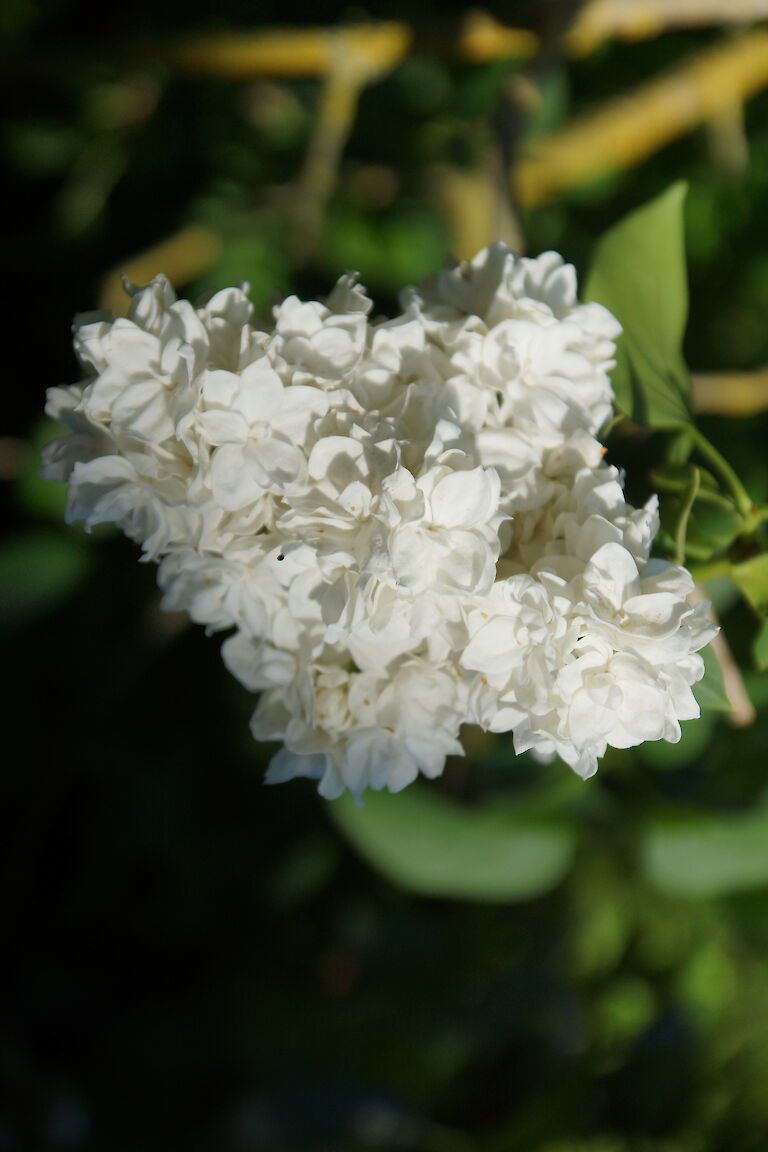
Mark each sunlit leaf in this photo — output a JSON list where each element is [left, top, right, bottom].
[[329, 784, 576, 902], [643, 808, 768, 897], [732, 553, 768, 617], [754, 618, 768, 670], [586, 182, 691, 429]]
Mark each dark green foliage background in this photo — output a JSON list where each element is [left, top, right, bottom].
[[2, 2, 768, 1149]]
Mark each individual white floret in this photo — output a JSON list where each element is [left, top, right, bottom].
[[376, 463, 502, 596], [256, 657, 466, 800], [268, 286, 369, 387], [573, 543, 717, 665]]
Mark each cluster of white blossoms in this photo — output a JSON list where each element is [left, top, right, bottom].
[[43, 245, 717, 798]]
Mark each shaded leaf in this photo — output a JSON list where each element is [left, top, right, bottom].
[[0, 529, 91, 630], [329, 784, 576, 902]]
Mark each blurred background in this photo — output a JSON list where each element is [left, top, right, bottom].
[[3, 1, 768, 1149]]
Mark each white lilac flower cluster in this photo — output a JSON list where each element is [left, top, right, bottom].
[[43, 245, 716, 798]]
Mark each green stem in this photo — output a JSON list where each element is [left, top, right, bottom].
[[686, 425, 753, 518], [651, 473, 734, 511], [675, 466, 700, 566], [741, 504, 768, 534]]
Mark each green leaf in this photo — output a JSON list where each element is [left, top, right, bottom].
[[0, 529, 91, 630], [585, 182, 691, 429], [642, 809, 768, 897], [754, 619, 768, 671], [687, 501, 742, 552], [329, 784, 577, 902], [693, 645, 730, 713], [732, 553, 768, 617]]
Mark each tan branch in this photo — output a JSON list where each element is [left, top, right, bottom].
[[513, 29, 768, 208], [99, 224, 221, 315], [160, 4, 768, 82], [454, 12, 538, 63], [692, 370, 768, 416], [569, 0, 768, 56], [164, 22, 411, 80]]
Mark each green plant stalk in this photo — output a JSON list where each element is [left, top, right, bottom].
[[686, 424, 753, 518], [742, 504, 768, 534], [675, 465, 700, 566], [598, 411, 627, 439], [651, 471, 734, 511]]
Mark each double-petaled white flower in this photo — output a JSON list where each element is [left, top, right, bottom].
[[42, 246, 716, 800]]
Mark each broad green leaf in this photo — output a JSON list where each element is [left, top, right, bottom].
[[732, 553, 768, 617], [693, 645, 730, 713], [754, 619, 768, 671], [329, 784, 576, 902], [642, 809, 768, 897], [687, 502, 742, 553], [585, 182, 691, 429], [0, 529, 91, 630]]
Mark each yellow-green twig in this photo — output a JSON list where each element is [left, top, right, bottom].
[[675, 466, 701, 566]]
